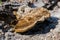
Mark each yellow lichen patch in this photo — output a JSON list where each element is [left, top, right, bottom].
[[13, 7, 50, 33]]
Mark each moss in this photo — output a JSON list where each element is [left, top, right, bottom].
[[0, 0, 2, 5]]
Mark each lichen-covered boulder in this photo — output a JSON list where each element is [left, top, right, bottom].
[[13, 7, 50, 33]]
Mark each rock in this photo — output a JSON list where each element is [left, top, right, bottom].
[[42, 0, 49, 4], [57, 2, 60, 7], [0, 30, 4, 40], [5, 32, 15, 40], [29, 0, 37, 3], [10, 0, 24, 3], [10, 0, 37, 3], [0, 21, 4, 26], [50, 8, 60, 19], [14, 7, 50, 33], [15, 5, 33, 20]]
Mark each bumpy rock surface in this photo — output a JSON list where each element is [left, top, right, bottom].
[[0, 0, 60, 40]]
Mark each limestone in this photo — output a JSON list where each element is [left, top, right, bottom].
[[13, 7, 50, 33]]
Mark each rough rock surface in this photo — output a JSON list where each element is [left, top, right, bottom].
[[0, 0, 60, 40], [3, 8, 60, 40]]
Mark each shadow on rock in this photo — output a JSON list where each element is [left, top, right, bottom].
[[0, 17, 59, 35], [28, 2, 36, 8], [20, 17, 58, 35]]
